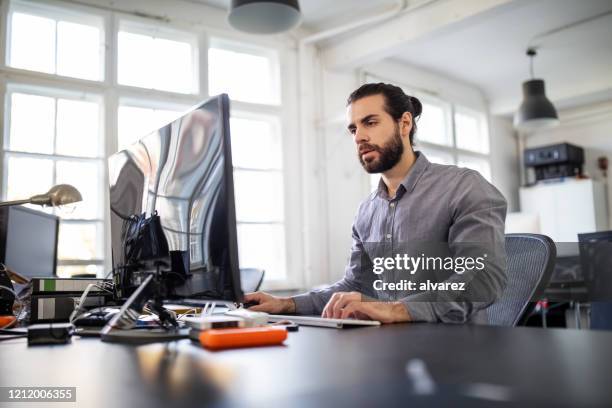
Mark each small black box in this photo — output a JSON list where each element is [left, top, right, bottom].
[[524, 143, 584, 181], [28, 323, 74, 346], [524, 143, 584, 167]]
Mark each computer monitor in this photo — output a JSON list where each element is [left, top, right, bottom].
[[578, 231, 612, 330], [578, 231, 612, 300], [108, 94, 242, 303], [0, 206, 59, 277]]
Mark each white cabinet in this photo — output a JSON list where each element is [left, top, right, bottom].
[[519, 179, 608, 242]]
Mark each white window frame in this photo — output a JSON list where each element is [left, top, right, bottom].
[[206, 36, 297, 289], [2, 83, 106, 274], [6, 0, 106, 82], [208, 37, 282, 106], [117, 17, 199, 95], [0, 0, 304, 290]]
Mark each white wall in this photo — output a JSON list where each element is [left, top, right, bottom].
[[489, 116, 520, 211], [317, 59, 520, 285], [318, 67, 363, 285], [524, 101, 612, 227]]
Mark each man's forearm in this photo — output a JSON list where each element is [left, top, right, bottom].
[[280, 297, 296, 314]]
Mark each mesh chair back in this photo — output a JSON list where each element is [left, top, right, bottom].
[[487, 234, 556, 326]]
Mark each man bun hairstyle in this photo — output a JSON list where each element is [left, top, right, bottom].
[[347, 82, 422, 146]]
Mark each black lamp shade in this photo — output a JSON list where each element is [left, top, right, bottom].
[[514, 79, 559, 131], [228, 0, 301, 34]]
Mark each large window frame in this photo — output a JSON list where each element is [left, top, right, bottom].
[[0, 0, 303, 289], [6, 0, 106, 81]]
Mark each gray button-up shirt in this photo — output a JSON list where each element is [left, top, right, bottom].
[[293, 152, 508, 323]]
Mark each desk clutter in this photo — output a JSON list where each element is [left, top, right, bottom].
[[0, 271, 289, 348]]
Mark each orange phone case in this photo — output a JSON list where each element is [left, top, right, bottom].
[[0, 315, 16, 328], [199, 326, 287, 350]]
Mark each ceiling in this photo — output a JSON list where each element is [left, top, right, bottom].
[[194, 0, 612, 115], [390, 0, 612, 115]]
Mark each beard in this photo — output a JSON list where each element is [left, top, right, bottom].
[[357, 124, 404, 174]]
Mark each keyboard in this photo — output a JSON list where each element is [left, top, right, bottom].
[[267, 314, 381, 328]]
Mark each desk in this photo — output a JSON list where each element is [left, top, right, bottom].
[[2, 324, 612, 407]]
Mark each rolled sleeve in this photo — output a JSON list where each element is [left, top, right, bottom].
[[400, 299, 436, 322]]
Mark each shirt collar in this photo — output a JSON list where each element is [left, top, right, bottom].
[[372, 151, 430, 201]]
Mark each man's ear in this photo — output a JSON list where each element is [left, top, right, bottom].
[[401, 112, 413, 137]]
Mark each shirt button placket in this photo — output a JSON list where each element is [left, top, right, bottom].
[[386, 201, 395, 242]]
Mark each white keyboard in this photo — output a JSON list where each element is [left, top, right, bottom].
[[267, 314, 381, 328]]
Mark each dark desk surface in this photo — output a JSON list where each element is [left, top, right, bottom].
[[2, 324, 612, 408]]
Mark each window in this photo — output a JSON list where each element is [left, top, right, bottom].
[[208, 39, 286, 282], [7, 1, 104, 81], [417, 101, 453, 147], [208, 39, 281, 105], [3, 87, 105, 277], [117, 22, 197, 94], [415, 94, 491, 181], [1, 2, 296, 284], [455, 107, 489, 154], [418, 146, 454, 166], [230, 115, 286, 280], [117, 103, 184, 151]]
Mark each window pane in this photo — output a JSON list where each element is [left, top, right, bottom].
[[153, 38, 193, 93], [57, 21, 102, 81], [118, 31, 195, 93], [455, 110, 489, 154], [416, 103, 452, 146], [230, 117, 282, 169], [233, 170, 284, 222], [57, 264, 103, 278], [418, 146, 454, 165], [5, 155, 54, 201], [458, 155, 492, 182], [9, 93, 55, 154], [117, 32, 153, 89], [209, 47, 279, 104], [118, 105, 182, 151], [56, 160, 102, 219], [57, 222, 103, 261], [237, 224, 286, 280], [9, 12, 55, 73], [56, 99, 100, 157]]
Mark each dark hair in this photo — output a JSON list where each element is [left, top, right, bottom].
[[347, 82, 422, 146]]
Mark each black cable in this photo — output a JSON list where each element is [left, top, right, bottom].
[[0, 334, 27, 341], [0, 328, 26, 335]]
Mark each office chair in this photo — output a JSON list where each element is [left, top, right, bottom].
[[240, 268, 265, 293], [487, 234, 556, 326]]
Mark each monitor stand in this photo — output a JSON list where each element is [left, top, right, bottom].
[[101, 274, 187, 344]]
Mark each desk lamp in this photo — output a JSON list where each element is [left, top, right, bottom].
[[0, 184, 82, 327], [0, 184, 82, 208]]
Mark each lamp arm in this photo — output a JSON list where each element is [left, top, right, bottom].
[[0, 199, 31, 207]]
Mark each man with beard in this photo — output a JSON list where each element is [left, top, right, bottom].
[[244, 83, 507, 324]]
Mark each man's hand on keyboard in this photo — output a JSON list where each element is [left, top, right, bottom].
[[244, 292, 296, 314], [322, 291, 411, 323]]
